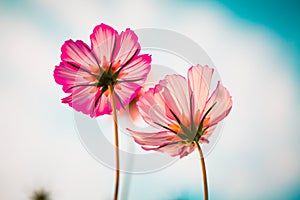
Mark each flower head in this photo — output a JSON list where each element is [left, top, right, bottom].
[[128, 65, 232, 158], [54, 23, 151, 117]]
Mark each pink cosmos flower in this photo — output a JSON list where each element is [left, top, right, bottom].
[[54, 23, 151, 117], [128, 64, 232, 158]]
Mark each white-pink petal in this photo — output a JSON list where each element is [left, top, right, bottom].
[[159, 75, 190, 125], [112, 29, 140, 67], [118, 54, 151, 85], [61, 40, 100, 73], [54, 62, 97, 92], [127, 129, 177, 147], [62, 86, 99, 116], [199, 125, 217, 144], [90, 23, 118, 68], [188, 64, 214, 124], [203, 82, 232, 127], [113, 82, 141, 110], [137, 87, 177, 129]]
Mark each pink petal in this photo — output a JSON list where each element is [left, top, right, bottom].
[[128, 101, 140, 122], [159, 75, 191, 125], [128, 128, 196, 158], [113, 82, 141, 110], [178, 145, 196, 158], [54, 62, 97, 92], [61, 86, 100, 116], [90, 23, 118, 68], [63, 86, 118, 117], [188, 65, 214, 123], [117, 54, 151, 85], [61, 39, 100, 74], [54, 62, 114, 117], [136, 87, 178, 130], [112, 28, 140, 67], [155, 142, 195, 158], [92, 82, 142, 116], [154, 143, 183, 157], [203, 82, 232, 127], [92, 90, 112, 116], [64, 81, 142, 117], [199, 125, 217, 143], [127, 129, 177, 147], [128, 88, 145, 122]]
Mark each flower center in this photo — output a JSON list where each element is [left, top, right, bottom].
[[96, 66, 118, 88], [166, 103, 217, 143]]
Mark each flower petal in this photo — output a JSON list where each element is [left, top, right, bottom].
[[113, 82, 141, 110], [54, 62, 97, 92], [90, 82, 142, 116], [159, 75, 191, 126], [188, 65, 214, 124], [127, 129, 177, 147], [117, 54, 151, 85], [61, 86, 100, 116], [128, 128, 195, 158], [90, 23, 118, 68], [112, 28, 140, 67], [178, 145, 196, 158], [61, 39, 100, 74], [203, 82, 232, 127], [155, 142, 195, 158], [199, 124, 217, 143], [136, 87, 178, 130], [92, 90, 112, 116], [127, 88, 145, 122]]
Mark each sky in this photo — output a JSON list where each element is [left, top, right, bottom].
[[0, 0, 300, 200]]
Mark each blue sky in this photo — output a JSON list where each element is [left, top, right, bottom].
[[182, 0, 300, 78]]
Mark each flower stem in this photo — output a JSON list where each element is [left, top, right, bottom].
[[194, 141, 208, 200], [108, 85, 120, 200]]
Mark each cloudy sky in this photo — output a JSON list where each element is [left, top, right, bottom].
[[1, 0, 300, 199]]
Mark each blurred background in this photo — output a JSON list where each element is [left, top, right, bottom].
[[1, 0, 299, 199]]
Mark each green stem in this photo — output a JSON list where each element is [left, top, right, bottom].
[[194, 141, 208, 200], [108, 85, 120, 200]]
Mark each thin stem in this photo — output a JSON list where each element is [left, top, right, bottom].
[[194, 141, 208, 200], [108, 85, 120, 200]]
